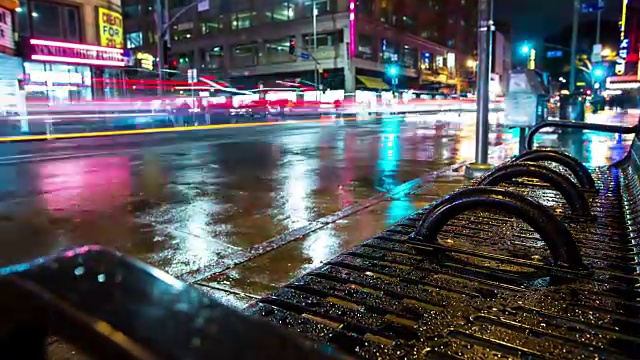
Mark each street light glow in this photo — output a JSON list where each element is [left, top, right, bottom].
[[520, 45, 530, 54]]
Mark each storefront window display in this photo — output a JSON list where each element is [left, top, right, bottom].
[[23, 62, 92, 103]]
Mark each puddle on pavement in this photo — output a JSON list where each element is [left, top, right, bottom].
[[196, 195, 456, 307]]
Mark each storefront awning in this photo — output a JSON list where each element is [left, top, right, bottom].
[[357, 75, 389, 90], [0, 0, 19, 10]]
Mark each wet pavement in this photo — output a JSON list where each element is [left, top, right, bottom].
[[0, 110, 636, 318]]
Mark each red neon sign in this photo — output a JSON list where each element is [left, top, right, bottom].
[[26, 38, 125, 67]]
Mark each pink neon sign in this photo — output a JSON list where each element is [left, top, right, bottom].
[[27, 38, 125, 67], [349, 0, 356, 57]]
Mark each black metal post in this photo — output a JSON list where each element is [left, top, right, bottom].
[[465, 0, 494, 178]]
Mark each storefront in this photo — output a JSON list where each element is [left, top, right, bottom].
[[0, 1, 26, 118], [21, 38, 126, 103]]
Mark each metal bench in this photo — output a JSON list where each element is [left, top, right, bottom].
[[244, 119, 640, 359], [0, 119, 637, 359], [0, 247, 344, 360]]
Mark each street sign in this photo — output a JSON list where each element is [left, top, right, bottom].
[[300, 52, 310, 60], [187, 68, 198, 84], [591, 43, 603, 62], [197, 0, 209, 12], [581, 0, 605, 13], [546, 50, 563, 58]]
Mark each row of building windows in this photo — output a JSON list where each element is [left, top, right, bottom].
[[15, 0, 81, 42], [166, 34, 448, 74]]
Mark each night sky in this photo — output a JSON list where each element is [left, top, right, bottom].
[[494, 0, 624, 44]]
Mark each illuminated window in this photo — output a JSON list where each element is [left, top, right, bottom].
[[403, 16, 415, 30], [303, 32, 339, 47], [266, 1, 295, 22], [381, 39, 399, 63], [232, 11, 255, 29], [202, 46, 224, 69], [201, 16, 224, 34], [172, 22, 194, 41], [402, 45, 418, 69], [232, 43, 258, 66], [303, 0, 331, 17], [31, 1, 80, 41], [266, 38, 291, 58]]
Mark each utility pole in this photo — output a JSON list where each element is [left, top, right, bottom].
[[465, 0, 494, 178], [569, 0, 580, 93], [155, 0, 165, 96], [312, 0, 319, 99], [596, 7, 601, 44]]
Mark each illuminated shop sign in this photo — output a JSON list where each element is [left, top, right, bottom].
[[615, 0, 629, 75], [136, 52, 154, 70], [0, 7, 14, 51], [25, 39, 125, 67], [97, 7, 124, 48]]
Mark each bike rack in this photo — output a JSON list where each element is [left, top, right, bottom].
[[412, 187, 586, 270], [477, 162, 594, 219]]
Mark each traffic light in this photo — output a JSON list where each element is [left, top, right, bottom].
[[289, 38, 296, 55], [162, 39, 171, 69], [386, 64, 400, 77], [592, 65, 607, 81]]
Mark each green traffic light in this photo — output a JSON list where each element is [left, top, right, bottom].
[[592, 66, 606, 80], [387, 65, 399, 77]]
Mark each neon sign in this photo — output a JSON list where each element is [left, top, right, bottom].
[[615, 0, 629, 75], [136, 52, 155, 71], [349, 0, 356, 57], [26, 39, 125, 67]]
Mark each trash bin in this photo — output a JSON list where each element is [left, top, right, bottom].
[[559, 94, 585, 122]]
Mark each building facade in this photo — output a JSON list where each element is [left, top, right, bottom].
[[13, 0, 125, 102], [123, 0, 477, 92]]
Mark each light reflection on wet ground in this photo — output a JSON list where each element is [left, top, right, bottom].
[[0, 111, 634, 312]]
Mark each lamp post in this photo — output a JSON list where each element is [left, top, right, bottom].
[[312, 0, 319, 97], [464, 0, 494, 178], [569, 0, 580, 93]]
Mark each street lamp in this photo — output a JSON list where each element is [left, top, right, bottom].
[[520, 44, 531, 55]]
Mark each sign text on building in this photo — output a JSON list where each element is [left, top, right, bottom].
[[616, 0, 629, 75], [136, 52, 154, 70], [26, 39, 125, 67], [0, 7, 14, 52], [98, 7, 124, 48]]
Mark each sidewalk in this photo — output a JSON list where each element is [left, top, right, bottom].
[[41, 109, 636, 359]]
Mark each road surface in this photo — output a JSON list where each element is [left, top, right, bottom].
[[0, 111, 633, 311]]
